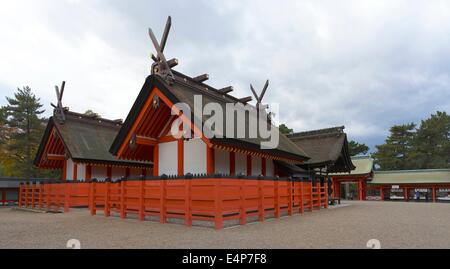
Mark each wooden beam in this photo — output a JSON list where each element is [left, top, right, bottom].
[[229, 152, 235, 176], [158, 135, 177, 143], [192, 74, 209, 83], [73, 163, 78, 181], [178, 139, 184, 176], [220, 86, 233, 94], [239, 96, 252, 104], [247, 155, 252, 176], [153, 145, 159, 176], [47, 154, 65, 161], [206, 145, 215, 175], [136, 135, 157, 146]]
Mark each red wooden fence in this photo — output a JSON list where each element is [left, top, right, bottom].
[[18, 178, 328, 229]]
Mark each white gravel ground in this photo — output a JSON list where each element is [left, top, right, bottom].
[[1, 201, 449, 249]]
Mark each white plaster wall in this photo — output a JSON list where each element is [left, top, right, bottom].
[[129, 168, 143, 178], [215, 149, 230, 175], [235, 152, 247, 175], [76, 163, 86, 180], [252, 156, 262, 176], [66, 159, 74, 180], [266, 159, 274, 176], [112, 167, 124, 179], [159, 141, 178, 176], [184, 138, 206, 174], [92, 166, 106, 180]]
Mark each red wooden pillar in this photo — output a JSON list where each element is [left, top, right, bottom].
[[185, 179, 192, 227], [261, 157, 266, 176], [358, 180, 363, 201], [246, 155, 252, 176], [104, 181, 111, 217], [287, 181, 293, 216], [106, 166, 112, 179], [18, 184, 22, 207], [62, 160, 67, 181], [64, 183, 70, 213], [206, 146, 215, 175], [239, 179, 246, 225], [153, 144, 159, 176], [86, 165, 92, 180], [432, 187, 436, 202], [404, 187, 408, 202], [299, 181, 304, 213], [138, 180, 144, 221], [73, 163, 78, 181], [159, 180, 166, 223], [178, 139, 184, 176], [380, 186, 384, 201], [324, 182, 329, 208], [258, 180, 265, 222], [120, 180, 126, 219], [31, 182, 35, 208], [214, 178, 223, 229], [230, 152, 236, 176], [274, 180, 280, 218]]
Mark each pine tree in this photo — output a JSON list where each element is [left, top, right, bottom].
[[412, 111, 450, 169], [348, 140, 369, 156], [372, 123, 416, 170], [279, 123, 293, 135], [2, 86, 47, 178]]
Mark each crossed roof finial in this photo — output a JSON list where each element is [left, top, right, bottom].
[[148, 16, 178, 84], [51, 81, 66, 124]]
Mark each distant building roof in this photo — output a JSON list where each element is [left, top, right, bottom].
[[34, 111, 152, 168], [287, 126, 355, 173], [370, 169, 450, 185], [330, 155, 374, 176]]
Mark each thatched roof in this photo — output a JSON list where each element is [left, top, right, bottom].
[[287, 126, 355, 173]]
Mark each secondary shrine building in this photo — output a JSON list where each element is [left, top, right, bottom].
[[34, 110, 152, 181]]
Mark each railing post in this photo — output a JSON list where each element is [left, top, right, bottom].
[[288, 180, 293, 216], [120, 180, 126, 219], [38, 183, 43, 209], [317, 182, 321, 211], [104, 181, 110, 217], [138, 180, 144, 221], [274, 179, 280, 218], [214, 178, 223, 230], [24, 182, 29, 207], [64, 183, 70, 213], [89, 182, 96, 215], [31, 182, 36, 208], [309, 181, 313, 212], [18, 183, 22, 207], [258, 179, 265, 222], [239, 179, 246, 225], [159, 180, 166, 223], [45, 183, 52, 209], [185, 179, 192, 227], [299, 181, 304, 213]]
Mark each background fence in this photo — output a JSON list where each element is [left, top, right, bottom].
[[18, 178, 328, 229]]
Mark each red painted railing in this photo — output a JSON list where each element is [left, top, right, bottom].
[[18, 178, 328, 229]]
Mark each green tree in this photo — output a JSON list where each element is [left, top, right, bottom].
[[372, 123, 416, 170], [279, 123, 293, 135], [412, 111, 450, 169], [1, 86, 48, 178], [348, 140, 369, 156]]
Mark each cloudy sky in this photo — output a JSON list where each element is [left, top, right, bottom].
[[1, 0, 450, 152]]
